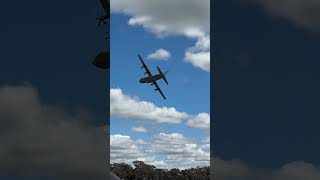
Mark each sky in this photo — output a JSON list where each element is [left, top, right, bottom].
[[213, 0, 320, 179], [0, 0, 108, 179], [109, 0, 210, 170]]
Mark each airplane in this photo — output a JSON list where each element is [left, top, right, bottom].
[[96, 0, 110, 27], [138, 54, 168, 99]]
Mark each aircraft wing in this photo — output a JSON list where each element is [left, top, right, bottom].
[[100, 0, 110, 14], [138, 54, 152, 77], [153, 81, 166, 99]]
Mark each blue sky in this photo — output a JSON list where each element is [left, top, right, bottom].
[[109, 0, 210, 169]]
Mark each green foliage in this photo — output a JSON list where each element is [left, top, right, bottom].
[[111, 161, 210, 180]]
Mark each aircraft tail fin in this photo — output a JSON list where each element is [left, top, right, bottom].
[[157, 66, 168, 85]]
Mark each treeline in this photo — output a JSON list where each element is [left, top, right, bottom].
[[111, 161, 210, 180]]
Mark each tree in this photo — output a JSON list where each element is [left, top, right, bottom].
[[111, 163, 134, 180], [132, 161, 157, 180], [110, 161, 210, 180]]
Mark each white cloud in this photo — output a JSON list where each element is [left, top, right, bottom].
[[202, 136, 210, 144], [110, 133, 210, 169], [147, 49, 171, 60], [136, 139, 147, 145], [128, 16, 152, 26], [186, 113, 210, 130], [111, 0, 209, 37], [147, 133, 210, 169], [184, 35, 210, 72], [110, 88, 188, 124], [131, 126, 148, 133], [111, 0, 210, 72], [110, 88, 210, 131], [110, 134, 146, 164], [185, 51, 210, 72], [110, 134, 157, 166]]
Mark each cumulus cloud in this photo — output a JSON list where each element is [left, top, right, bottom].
[[184, 35, 210, 72], [147, 133, 210, 169], [213, 157, 320, 180], [111, 0, 210, 72], [111, 0, 209, 37], [111, 133, 209, 169], [110, 88, 188, 124], [0, 84, 107, 179], [186, 113, 210, 130], [131, 126, 148, 133], [249, 0, 320, 32], [110, 134, 145, 164], [147, 49, 171, 60], [111, 134, 161, 166], [110, 88, 210, 130]]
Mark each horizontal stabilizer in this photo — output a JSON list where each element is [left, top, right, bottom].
[[157, 66, 168, 85]]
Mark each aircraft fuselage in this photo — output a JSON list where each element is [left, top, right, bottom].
[[139, 74, 163, 83]]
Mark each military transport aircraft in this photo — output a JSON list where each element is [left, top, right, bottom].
[[138, 54, 169, 100], [97, 0, 110, 27]]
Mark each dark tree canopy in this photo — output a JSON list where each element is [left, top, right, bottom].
[[111, 161, 210, 180]]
